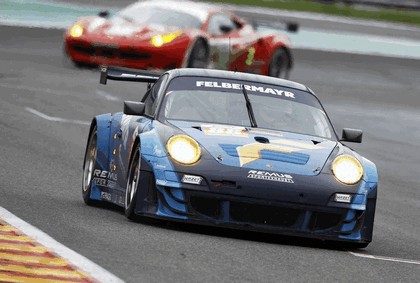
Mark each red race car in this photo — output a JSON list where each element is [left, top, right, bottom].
[[64, 0, 296, 78]]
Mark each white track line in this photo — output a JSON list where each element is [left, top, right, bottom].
[[0, 207, 125, 283], [25, 107, 90, 126], [96, 89, 121, 101], [349, 251, 420, 265], [0, 82, 74, 96]]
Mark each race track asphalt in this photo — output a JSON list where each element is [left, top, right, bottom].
[[0, 25, 420, 282]]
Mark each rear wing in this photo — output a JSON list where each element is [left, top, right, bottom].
[[100, 66, 161, 85]]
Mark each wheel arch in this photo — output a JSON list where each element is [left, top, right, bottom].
[[88, 113, 113, 173], [83, 114, 112, 201], [182, 36, 210, 68], [127, 135, 158, 217], [271, 44, 293, 70], [128, 136, 141, 173]]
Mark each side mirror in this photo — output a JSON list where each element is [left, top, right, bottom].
[[341, 128, 363, 143], [98, 10, 109, 18], [124, 101, 145, 116], [287, 22, 299, 33], [220, 25, 233, 34]]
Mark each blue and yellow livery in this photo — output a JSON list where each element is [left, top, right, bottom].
[[82, 67, 378, 248]]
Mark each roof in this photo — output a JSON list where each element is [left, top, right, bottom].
[[129, 0, 217, 23], [168, 68, 311, 93]]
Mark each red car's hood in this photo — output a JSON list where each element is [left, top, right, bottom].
[[83, 16, 182, 39]]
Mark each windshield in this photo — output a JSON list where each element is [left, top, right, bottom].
[[117, 6, 203, 29], [162, 77, 335, 139]]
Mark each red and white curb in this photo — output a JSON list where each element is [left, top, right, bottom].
[[0, 207, 124, 283]]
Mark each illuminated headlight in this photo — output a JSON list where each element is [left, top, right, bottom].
[[150, 31, 182, 47], [332, 155, 363, 185], [167, 135, 201, 165], [70, 24, 84, 38]]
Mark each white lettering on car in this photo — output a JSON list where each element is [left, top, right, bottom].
[[196, 81, 295, 98], [247, 170, 294, 183]]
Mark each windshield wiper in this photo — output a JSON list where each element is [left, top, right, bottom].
[[242, 85, 258, 128]]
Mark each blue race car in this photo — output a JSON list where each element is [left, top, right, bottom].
[[82, 67, 378, 248]]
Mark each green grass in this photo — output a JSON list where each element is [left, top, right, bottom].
[[213, 0, 420, 26]]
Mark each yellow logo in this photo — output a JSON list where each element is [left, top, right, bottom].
[[237, 139, 321, 166]]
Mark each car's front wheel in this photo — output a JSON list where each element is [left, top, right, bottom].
[[125, 144, 141, 220], [187, 39, 209, 68], [82, 126, 98, 205], [268, 47, 290, 79]]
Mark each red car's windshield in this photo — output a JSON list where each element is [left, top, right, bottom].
[[117, 6, 203, 29]]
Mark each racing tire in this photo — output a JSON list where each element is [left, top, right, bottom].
[[187, 39, 209, 68], [125, 144, 141, 220], [268, 47, 290, 79], [82, 126, 99, 206]]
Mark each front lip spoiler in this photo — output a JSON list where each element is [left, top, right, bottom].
[[135, 211, 369, 244]]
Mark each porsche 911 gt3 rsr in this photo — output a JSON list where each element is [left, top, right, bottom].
[[82, 67, 378, 248], [65, 0, 295, 78]]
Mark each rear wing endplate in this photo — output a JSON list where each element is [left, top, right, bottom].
[[100, 66, 161, 85]]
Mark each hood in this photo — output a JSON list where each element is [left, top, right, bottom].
[[169, 121, 337, 176], [84, 16, 183, 40]]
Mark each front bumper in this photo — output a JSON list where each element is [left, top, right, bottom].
[[135, 158, 377, 244], [65, 37, 185, 69]]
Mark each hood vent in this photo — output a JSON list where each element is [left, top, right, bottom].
[[254, 136, 269, 144]]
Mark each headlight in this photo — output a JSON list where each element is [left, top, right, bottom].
[[332, 155, 363, 185], [167, 135, 201, 165], [150, 31, 182, 47], [70, 24, 84, 38]]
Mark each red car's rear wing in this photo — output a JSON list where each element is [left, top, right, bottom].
[[100, 66, 161, 85]]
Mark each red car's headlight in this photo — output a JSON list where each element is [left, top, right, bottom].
[[150, 31, 182, 47], [70, 24, 84, 38]]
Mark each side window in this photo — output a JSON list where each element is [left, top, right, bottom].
[[144, 74, 167, 117], [207, 13, 237, 35]]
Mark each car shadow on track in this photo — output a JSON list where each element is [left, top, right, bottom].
[[155, 220, 355, 252], [83, 201, 358, 251]]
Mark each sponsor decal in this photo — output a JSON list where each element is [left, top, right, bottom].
[[93, 178, 107, 186], [182, 175, 202, 185], [246, 47, 255, 66], [155, 163, 166, 169], [93, 178, 117, 188], [247, 170, 294, 183], [196, 81, 295, 98], [101, 191, 112, 201], [201, 124, 248, 137], [335, 193, 352, 203], [93, 169, 118, 188], [156, 179, 168, 186], [93, 169, 117, 181]]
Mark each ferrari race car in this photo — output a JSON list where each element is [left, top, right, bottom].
[[82, 67, 378, 248], [65, 0, 296, 78]]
